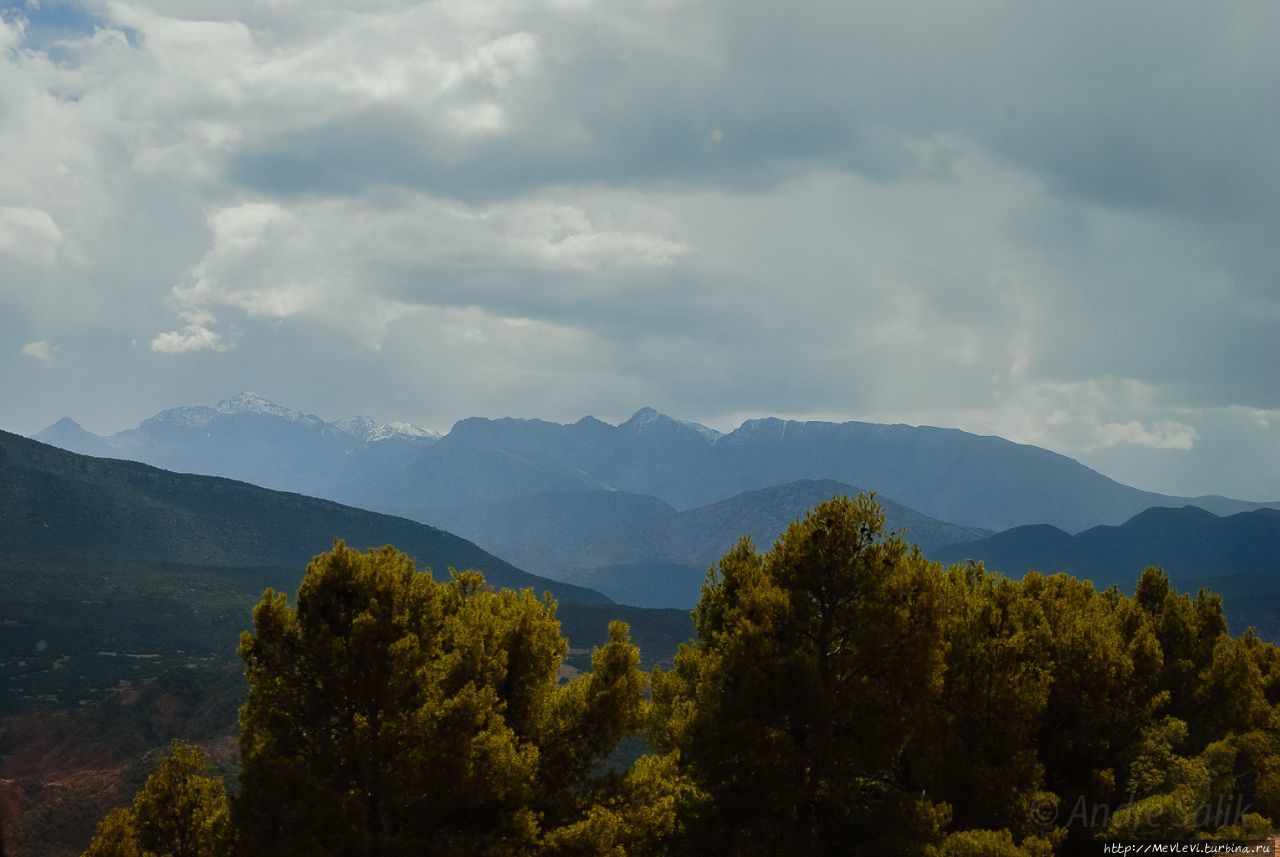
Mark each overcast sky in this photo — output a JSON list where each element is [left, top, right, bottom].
[[1, 0, 1277, 499]]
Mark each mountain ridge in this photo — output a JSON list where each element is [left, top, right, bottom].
[[0, 429, 608, 605], [351, 409, 1277, 532], [933, 505, 1280, 589], [32, 398, 1280, 533]]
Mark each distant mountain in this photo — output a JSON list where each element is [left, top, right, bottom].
[[32, 392, 440, 497], [37, 398, 1279, 534], [427, 490, 678, 581], [339, 442, 609, 520], [0, 430, 606, 605], [335, 408, 1276, 533], [31, 416, 115, 457], [554, 480, 991, 608], [561, 562, 709, 611], [333, 414, 441, 443], [589, 479, 989, 566], [933, 506, 1280, 589]]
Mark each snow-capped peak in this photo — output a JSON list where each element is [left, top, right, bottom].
[[622, 407, 720, 440], [334, 415, 441, 443], [675, 417, 722, 441], [215, 392, 304, 421]]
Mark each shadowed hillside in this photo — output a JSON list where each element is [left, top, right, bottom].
[[0, 430, 607, 606], [934, 506, 1280, 591]]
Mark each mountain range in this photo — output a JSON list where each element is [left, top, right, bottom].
[[34, 392, 440, 498], [37, 396, 1278, 537]]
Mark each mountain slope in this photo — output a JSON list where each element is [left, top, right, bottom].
[[426, 490, 678, 580], [338, 443, 611, 521], [933, 506, 1280, 589], [0, 430, 607, 605], [29, 417, 115, 458], [558, 480, 991, 608], [582, 479, 989, 570]]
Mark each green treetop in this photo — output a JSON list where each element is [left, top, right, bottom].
[[235, 542, 676, 857], [83, 740, 231, 857]]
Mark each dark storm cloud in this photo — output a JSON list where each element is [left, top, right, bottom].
[[221, 1, 1278, 224]]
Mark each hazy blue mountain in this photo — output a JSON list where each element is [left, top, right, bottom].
[[38, 398, 1278, 534], [32, 392, 440, 497], [584, 479, 990, 566], [0, 430, 606, 605], [29, 416, 115, 457], [426, 490, 677, 580], [555, 480, 990, 608], [560, 562, 708, 610], [334, 408, 1277, 533], [341, 410, 717, 519], [338, 442, 610, 521], [933, 506, 1280, 590]]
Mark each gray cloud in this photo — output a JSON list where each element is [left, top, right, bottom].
[[0, 0, 1276, 500]]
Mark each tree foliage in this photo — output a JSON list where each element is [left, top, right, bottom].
[[84, 498, 1280, 856], [82, 741, 231, 857], [235, 542, 674, 857], [651, 495, 952, 855], [651, 496, 1279, 855]]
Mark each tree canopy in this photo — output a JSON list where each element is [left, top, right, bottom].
[[84, 497, 1280, 856], [83, 740, 230, 857], [234, 542, 676, 857]]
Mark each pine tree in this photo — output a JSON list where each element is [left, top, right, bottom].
[[82, 741, 231, 857], [651, 495, 951, 855], [235, 542, 673, 856]]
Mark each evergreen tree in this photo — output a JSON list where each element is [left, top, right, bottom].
[[235, 542, 672, 857], [651, 495, 952, 856], [917, 563, 1055, 840], [83, 741, 231, 857]]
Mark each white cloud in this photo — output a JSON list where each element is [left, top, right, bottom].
[[0, 206, 63, 270], [1088, 420, 1199, 452], [18, 339, 54, 360], [938, 377, 1182, 451], [152, 191, 686, 350], [491, 201, 688, 270], [150, 309, 230, 354]]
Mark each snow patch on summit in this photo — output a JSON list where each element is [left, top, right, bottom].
[[622, 407, 720, 440], [215, 392, 308, 422], [335, 415, 441, 443]]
